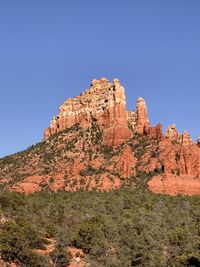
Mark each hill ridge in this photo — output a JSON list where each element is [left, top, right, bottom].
[[1, 78, 200, 196]]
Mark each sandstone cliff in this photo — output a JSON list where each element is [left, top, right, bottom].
[[44, 78, 132, 147], [1, 77, 200, 196], [147, 130, 200, 196]]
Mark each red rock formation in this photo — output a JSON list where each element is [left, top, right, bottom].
[[166, 124, 182, 144], [127, 110, 137, 131], [147, 132, 200, 195], [144, 123, 163, 140], [181, 130, 194, 146], [2, 77, 200, 196], [148, 174, 200, 196], [44, 78, 132, 147], [135, 97, 150, 134], [114, 145, 136, 177]]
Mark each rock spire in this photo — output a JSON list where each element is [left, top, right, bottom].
[[166, 124, 182, 144], [135, 97, 150, 134], [181, 130, 194, 146]]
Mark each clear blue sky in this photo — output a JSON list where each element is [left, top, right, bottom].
[[0, 0, 200, 157]]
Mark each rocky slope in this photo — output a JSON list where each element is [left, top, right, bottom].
[[1, 78, 200, 196]]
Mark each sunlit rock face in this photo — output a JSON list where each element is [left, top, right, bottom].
[[148, 130, 200, 196], [165, 124, 182, 144], [2, 77, 200, 196], [135, 97, 150, 134], [44, 78, 132, 147]]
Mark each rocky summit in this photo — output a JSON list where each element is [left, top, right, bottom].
[[44, 78, 132, 147], [1, 78, 200, 196]]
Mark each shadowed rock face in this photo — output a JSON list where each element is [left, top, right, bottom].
[[44, 78, 132, 147]]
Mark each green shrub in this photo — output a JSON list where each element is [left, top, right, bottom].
[[50, 248, 72, 267], [1, 185, 200, 266], [0, 221, 45, 266]]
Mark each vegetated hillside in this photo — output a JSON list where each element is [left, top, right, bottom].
[[1, 78, 200, 196], [1, 187, 200, 267], [1, 78, 200, 266], [0, 122, 159, 193]]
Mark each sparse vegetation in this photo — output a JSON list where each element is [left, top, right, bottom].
[[131, 134, 149, 159], [79, 166, 105, 177]]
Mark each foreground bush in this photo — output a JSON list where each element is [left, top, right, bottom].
[[1, 188, 200, 266]]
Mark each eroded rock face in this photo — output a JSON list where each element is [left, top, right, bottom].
[[166, 124, 182, 144], [2, 77, 200, 196], [135, 97, 150, 134], [147, 135, 200, 195], [44, 78, 132, 147], [148, 174, 200, 196], [127, 110, 137, 131], [144, 123, 163, 140], [181, 130, 194, 146]]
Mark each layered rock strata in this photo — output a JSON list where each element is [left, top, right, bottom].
[[1, 77, 200, 196], [148, 130, 200, 195], [44, 78, 132, 147]]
